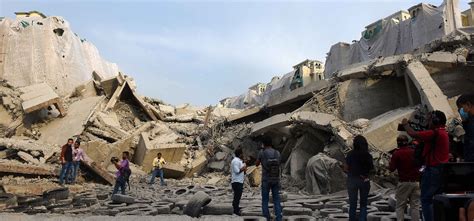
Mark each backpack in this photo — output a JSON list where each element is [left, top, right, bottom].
[[121, 166, 132, 190], [264, 149, 280, 183]]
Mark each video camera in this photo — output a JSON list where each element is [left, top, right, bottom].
[[110, 156, 119, 164], [397, 113, 427, 132]]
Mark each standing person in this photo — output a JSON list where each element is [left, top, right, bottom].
[[344, 135, 374, 221], [112, 151, 131, 195], [149, 152, 166, 186], [59, 138, 74, 185], [231, 148, 247, 216], [457, 94, 474, 162], [389, 135, 421, 221], [71, 141, 88, 184], [402, 110, 449, 221], [256, 136, 282, 221]]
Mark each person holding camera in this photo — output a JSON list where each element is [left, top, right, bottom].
[[389, 135, 421, 221], [401, 110, 449, 221], [149, 152, 166, 186], [457, 94, 474, 162], [112, 151, 131, 195]]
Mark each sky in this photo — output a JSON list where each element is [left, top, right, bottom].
[[0, 0, 470, 106]]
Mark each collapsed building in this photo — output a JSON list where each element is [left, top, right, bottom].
[[0, 0, 472, 219]]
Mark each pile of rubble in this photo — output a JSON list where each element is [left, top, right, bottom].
[[0, 2, 473, 220]]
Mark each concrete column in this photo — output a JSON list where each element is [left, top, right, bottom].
[[405, 61, 455, 119]]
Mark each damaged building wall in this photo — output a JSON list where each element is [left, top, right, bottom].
[[324, 0, 462, 78], [0, 16, 118, 96], [338, 77, 417, 122], [430, 66, 474, 98]]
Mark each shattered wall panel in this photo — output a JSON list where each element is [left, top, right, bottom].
[[0, 17, 118, 96], [338, 77, 413, 122]]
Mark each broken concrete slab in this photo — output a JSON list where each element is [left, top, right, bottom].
[[0, 160, 56, 176], [39, 96, 104, 145], [208, 161, 225, 171], [290, 111, 337, 131], [100, 76, 120, 98], [134, 132, 187, 172], [17, 151, 40, 165], [336, 62, 370, 81], [162, 163, 186, 179], [251, 113, 291, 135], [405, 61, 455, 119], [82, 160, 115, 185], [227, 107, 261, 122], [159, 104, 175, 116], [19, 83, 66, 117], [373, 54, 413, 73], [186, 154, 208, 177], [363, 107, 416, 152], [214, 152, 227, 161], [2, 182, 62, 196], [420, 51, 462, 69], [96, 111, 129, 137]]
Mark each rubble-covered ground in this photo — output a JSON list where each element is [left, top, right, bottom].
[[1, 2, 474, 221]]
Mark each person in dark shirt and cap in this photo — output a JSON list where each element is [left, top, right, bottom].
[[389, 135, 421, 221]]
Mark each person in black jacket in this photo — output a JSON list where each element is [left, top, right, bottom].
[[344, 135, 374, 221]]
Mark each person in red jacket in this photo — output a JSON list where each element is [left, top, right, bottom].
[[402, 110, 449, 221], [389, 135, 421, 221]]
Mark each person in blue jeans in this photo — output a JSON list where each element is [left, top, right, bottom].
[[112, 151, 130, 195], [59, 138, 74, 185], [149, 153, 167, 186], [344, 135, 374, 221], [256, 136, 282, 221], [402, 110, 449, 221]]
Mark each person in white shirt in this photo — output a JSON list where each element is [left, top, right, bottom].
[[231, 148, 247, 216]]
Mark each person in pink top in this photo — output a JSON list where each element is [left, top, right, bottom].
[[71, 140, 89, 184]]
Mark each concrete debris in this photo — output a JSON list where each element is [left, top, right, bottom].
[[0, 6, 473, 219], [19, 83, 66, 117]]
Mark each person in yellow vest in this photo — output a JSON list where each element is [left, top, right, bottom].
[[149, 152, 166, 186]]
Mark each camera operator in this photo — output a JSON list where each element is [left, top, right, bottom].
[[401, 110, 449, 221], [112, 151, 130, 195]]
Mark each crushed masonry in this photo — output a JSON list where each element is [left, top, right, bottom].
[[0, 1, 473, 218]]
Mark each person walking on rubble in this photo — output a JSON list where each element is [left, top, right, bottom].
[[149, 152, 166, 186], [344, 135, 374, 221], [256, 136, 282, 221], [71, 140, 89, 184], [457, 94, 474, 162], [59, 138, 74, 185], [401, 110, 449, 221], [389, 135, 421, 221], [112, 151, 131, 195], [231, 148, 247, 216]]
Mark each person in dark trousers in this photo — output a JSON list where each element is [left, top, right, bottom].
[[149, 152, 166, 186], [231, 148, 247, 216], [402, 110, 450, 221], [389, 135, 421, 221], [344, 135, 374, 221], [113, 151, 130, 195], [256, 136, 282, 221], [59, 138, 74, 185], [457, 94, 474, 162]]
